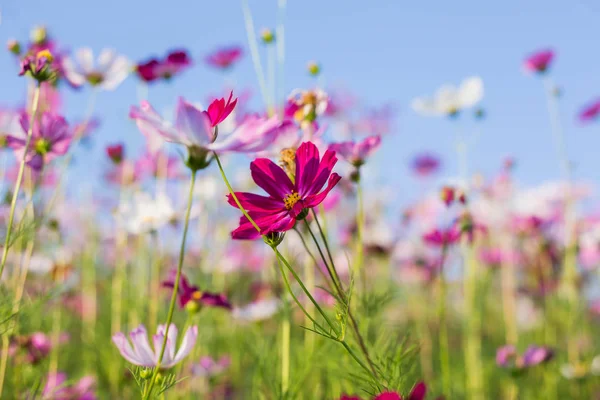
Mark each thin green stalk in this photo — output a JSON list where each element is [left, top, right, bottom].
[[144, 169, 197, 399], [355, 177, 365, 290], [438, 245, 451, 397], [303, 219, 343, 294], [281, 303, 290, 395], [241, 0, 268, 107], [0, 83, 41, 280], [293, 227, 334, 292]]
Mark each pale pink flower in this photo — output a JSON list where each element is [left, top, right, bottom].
[[523, 49, 554, 74], [328, 135, 381, 166], [63, 48, 130, 90]]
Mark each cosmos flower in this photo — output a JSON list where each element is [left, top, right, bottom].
[[578, 99, 600, 123], [496, 344, 554, 369], [207, 91, 237, 127], [191, 356, 231, 377], [106, 143, 124, 164], [328, 135, 381, 167], [42, 372, 96, 400], [62, 48, 130, 90], [411, 76, 484, 117], [232, 298, 280, 322], [227, 141, 342, 239], [7, 112, 72, 170], [422, 226, 461, 247], [112, 324, 198, 369], [205, 46, 243, 69], [523, 49, 554, 74], [117, 191, 175, 234], [411, 153, 440, 177], [136, 49, 192, 83], [19, 49, 55, 83], [285, 88, 328, 127], [161, 270, 232, 310], [374, 382, 427, 400]]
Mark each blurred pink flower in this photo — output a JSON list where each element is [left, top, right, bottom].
[[112, 324, 198, 368], [161, 270, 232, 310], [135, 151, 183, 180], [411, 153, 440, 177], [42, 372, 96, 400], [578, 98, 600, 123], [191, 355, 231, 377], [106, 143, 124, 164], [7, 112, 72, 170], [205, 46, 243, 69], [422, 226, 461, 247], [523, 49, 554, 74], [328, 135, 381, 167], [136, 49, 192, 83]]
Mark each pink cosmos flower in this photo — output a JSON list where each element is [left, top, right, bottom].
[[207, 91, 237, 127], [374, 382, 427, 400], [161, 270, 232, 310], [205, 46, 243, 69], [135, 151, 183, 180], [136, 49, 192, 83], [411, 153, 440, 177], [5, 162, 57, 188], [130, 98, 293, 155], [578, 99, 600, 123], [523, 49, 554, 74], [496, 344, 554, 369], [191, 355, 231, 377], [422, 226, 461, 247], [112, 324, 198, 369], [7, 112, 72, 170], [42, 372, 96, 400], [227, 141, 342, 239], [328, 135, 381, 166]]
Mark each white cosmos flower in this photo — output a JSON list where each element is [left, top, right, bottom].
[[63, 48, 130, 91], [232, 298, 280, 322], [118, 191, 175, 234], [411, 76, 484, 116]]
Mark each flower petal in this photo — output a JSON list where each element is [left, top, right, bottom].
[[250, 158, 294, 199]]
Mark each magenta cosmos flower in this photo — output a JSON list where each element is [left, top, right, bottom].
[[523, 49, 554, 74], [422, 226, 461, 247], [578, 98, 600, 123], [411, 152, 441, 177], [205, 46, 243, 69], [328, 135, 381, 167], [373, 382, 427, 400], [496, 344, 554, 369], [161, 270, 232, 310], [112, 324, 198, 369], [228, 141, 342, 239], [207, 91, 237, 127], [136, 49, 192, 83], [7, 112, 72, 170]]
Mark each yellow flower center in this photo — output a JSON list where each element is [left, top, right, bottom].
[[284, 191, 301, 210], [192, 290, 203, 300], [36, 49, 54, 63]]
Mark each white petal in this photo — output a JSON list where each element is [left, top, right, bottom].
[[458, 76, 484, 109], [97, 48, 117, 73], [112, 333, 143, 366], [100, 56, 131, 91], [62, 57, 86, 86], [171, 326, 198, 367], [75, 47, 95, 73]]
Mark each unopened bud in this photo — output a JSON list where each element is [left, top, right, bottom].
[[307, 61, 320, 76], [30, 26, 47, 44], [7, 39, 21, 56], [261, 28, 275, 44], [440, 186, 455, 207]]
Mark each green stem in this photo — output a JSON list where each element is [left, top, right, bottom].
[[0, 83, 41, 281], [355, 177, 365, 290], [144, 169, 197, 399], [438, 245, 451, 397]]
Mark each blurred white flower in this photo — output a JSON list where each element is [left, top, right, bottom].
[[63, 48, 130, 90], [411, 76, 483, 117], [118, 191, 175, 234], [232, 298, 280, 322]]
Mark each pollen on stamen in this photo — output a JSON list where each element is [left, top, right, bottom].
[[283, 191, 301, 210]]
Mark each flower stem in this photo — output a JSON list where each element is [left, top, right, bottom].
[[144, 169, 197, 400], [355, 176, 366, 291], [0, 83, 41, 280], [241, 0, 268, 107], [438, 245, 451, 397]]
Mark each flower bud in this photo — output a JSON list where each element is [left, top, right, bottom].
[[140, 369, 152, 380], [30, 26, 48, 45], [106, 143, 124, 164], [307, 61, 320, 76], [261, 28, 275, 44], [263, 231, 285, 247], [185, 298, 201, 314], [440, 186, 455, 207], [7, 39, 21, 56]]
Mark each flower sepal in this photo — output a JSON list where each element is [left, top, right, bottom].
[[185, 146, 212, 172], [263, 232, 285, 248], [295, 208, 309, 221]]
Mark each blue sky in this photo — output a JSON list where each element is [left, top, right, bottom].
[[1, 0, 599, 204]]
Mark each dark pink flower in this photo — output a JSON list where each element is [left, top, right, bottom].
[[328, 135, 381, 166], [7, 112, 72, 170], [207, 91, 238, 127], [578, 99, 600, 123], [42, 372, 96, 400], [523, 49, 554, 74], [106, 143, 124, 164], [136, 59, 161, 82], [161, 270, 232, 310], [412, 153, 440, 177], [228, 141, 342, 239], [374, 382, 427, 400], [422, 226, 461, 247], [136, 49, 192, 83], [205, 46, 243, 70], [497, 344, 553, 369]]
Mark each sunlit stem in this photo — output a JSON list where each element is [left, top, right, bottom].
[[355, 174, 365, 290], [437, 244, 451, 397], [281, 303, 290, 395], [308, 209, 380, 381], [276, 0, 287, 118], [241, 0, 268, 107], [144, 169, 196, 400], [0, 82, 41, 281], [148, 231, 162, 332], [267, 45, 276, 116]]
